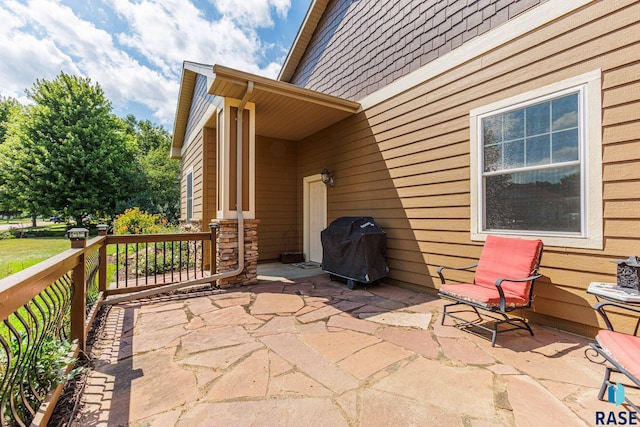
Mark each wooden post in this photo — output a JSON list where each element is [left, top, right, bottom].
[[97, 225, 108, 292], [209, 222, 218, 275], [69, 231, 87, 352]]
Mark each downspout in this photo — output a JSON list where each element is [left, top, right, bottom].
[[232, 80, 253, 276], [104, 82, 255, 305]]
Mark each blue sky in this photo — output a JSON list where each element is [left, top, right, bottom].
[[0, 0, 312, 129]]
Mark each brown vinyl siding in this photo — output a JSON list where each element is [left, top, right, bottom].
[[185, 74, 215, 139], [180, 129, 205, 224], [297, 0, 640, 336], [256, 136, 299, 261], [289, 0, 545, 100], [202, 127, 217, 224]]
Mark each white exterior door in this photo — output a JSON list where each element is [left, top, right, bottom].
[[304, 175, 327, 263]]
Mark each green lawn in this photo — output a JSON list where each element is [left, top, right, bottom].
[[0, 238, 71, 279]]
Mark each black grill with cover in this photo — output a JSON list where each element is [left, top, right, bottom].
[[321, 216, 389, 289]]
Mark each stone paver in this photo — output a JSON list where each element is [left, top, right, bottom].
[[206, 349, 269, 400], [505, 375, 588, 427], [268, 371, 332, 397], [439, 336, 496, 365], [213, 294, 251, 308], [76, 274, 612, 426], [301, 329, 381, 362], [175, 398, 349, 427], [252, 315, 298, 337], [200, 305, 263, 326], [128, 349, 199, 422], [358, 311, 432, 329], [250, 292, 304, 314], [260, 333, 360, 394], [178, 341, 263, 370], [296, 305, 341, 323], [373, 357, 498, 420], [180, 325, 255, 353], [376, 326, 440, 359], [326, 313, 380, 334], [338, 341, 414, 380], [360, 389, 464, 427]]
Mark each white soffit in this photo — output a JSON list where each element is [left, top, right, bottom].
[[210, 65, 360, 141]]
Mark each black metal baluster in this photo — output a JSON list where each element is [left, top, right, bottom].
[[186, 240, 190, 280], [145, 242, 149, 286], [135, 242, 139, 288], [124, 244, 129, 288]]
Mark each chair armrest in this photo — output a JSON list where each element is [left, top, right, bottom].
[[494, 273, 542, 312], [594, 301, 640, 332], [494, 274, 542, 287], [437, 263, 478, 284]]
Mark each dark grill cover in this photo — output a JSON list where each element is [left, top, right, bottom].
[[321, 217, 389, 283]]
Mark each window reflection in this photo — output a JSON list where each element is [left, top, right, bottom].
[[481, 92, 579, 171], [485, 166, 581, 233]]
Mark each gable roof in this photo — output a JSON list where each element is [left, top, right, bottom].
[[171, 62, 216, 157], [278, 0, 329, 83]]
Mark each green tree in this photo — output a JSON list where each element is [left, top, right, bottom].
[[118, 116, 180, 222], [0, 95, 19, 143], [2, 73, 137, 226], [0, 97, 25, 220], [139, 145, 180, 221]]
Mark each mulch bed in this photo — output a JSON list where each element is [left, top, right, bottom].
[[46, 304, 111, 427]]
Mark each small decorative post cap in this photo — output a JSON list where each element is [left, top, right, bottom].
[[68, 228, 89, 248], [96, 224, 109, 235]]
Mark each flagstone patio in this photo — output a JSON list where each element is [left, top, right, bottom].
[[75, 271, 633, 426]]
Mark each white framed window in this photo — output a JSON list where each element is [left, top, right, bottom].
[[186, 169, 193, 224], [470, 70, 602, 249]]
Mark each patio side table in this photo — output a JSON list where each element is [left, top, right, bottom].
[[587, 282, 640, 335]]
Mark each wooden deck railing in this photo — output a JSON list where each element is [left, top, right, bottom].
[[0, 228, 217, 426], [106, 232, 215, 294]]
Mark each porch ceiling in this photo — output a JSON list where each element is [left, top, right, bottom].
[[210, 65, 361, 141]]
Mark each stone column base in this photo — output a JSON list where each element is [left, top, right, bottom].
[[211, 218, 259, 288]]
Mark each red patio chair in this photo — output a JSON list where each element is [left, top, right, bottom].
[[590, 301, 640, 410], [437, 235, 543, 346]]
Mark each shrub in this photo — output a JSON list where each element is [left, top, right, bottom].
[[0, 334, 82, 425], [113, 207, 163, 235], [0, 230, 14, 240]]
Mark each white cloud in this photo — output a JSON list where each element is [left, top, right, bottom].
[[110, 0, 288, 77], [0, 1, 78, 104], [212, 0, 290, 27], [0, 0, 294, 126]]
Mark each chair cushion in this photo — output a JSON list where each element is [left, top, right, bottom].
[[439, 282, 529, 309], [474, 235, 543, 299], [597, 330, 640, 381]]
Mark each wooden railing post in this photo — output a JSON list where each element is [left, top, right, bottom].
[[97, 224, 109, 292], [69, 228, 88, 352], [210, 222, 219, 275]]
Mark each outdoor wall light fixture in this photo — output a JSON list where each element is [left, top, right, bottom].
[[321, 167, 334, 186]]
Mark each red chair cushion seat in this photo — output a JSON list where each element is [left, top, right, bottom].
[[597, 330, 640, 380], [439, 282, 529, 309]]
